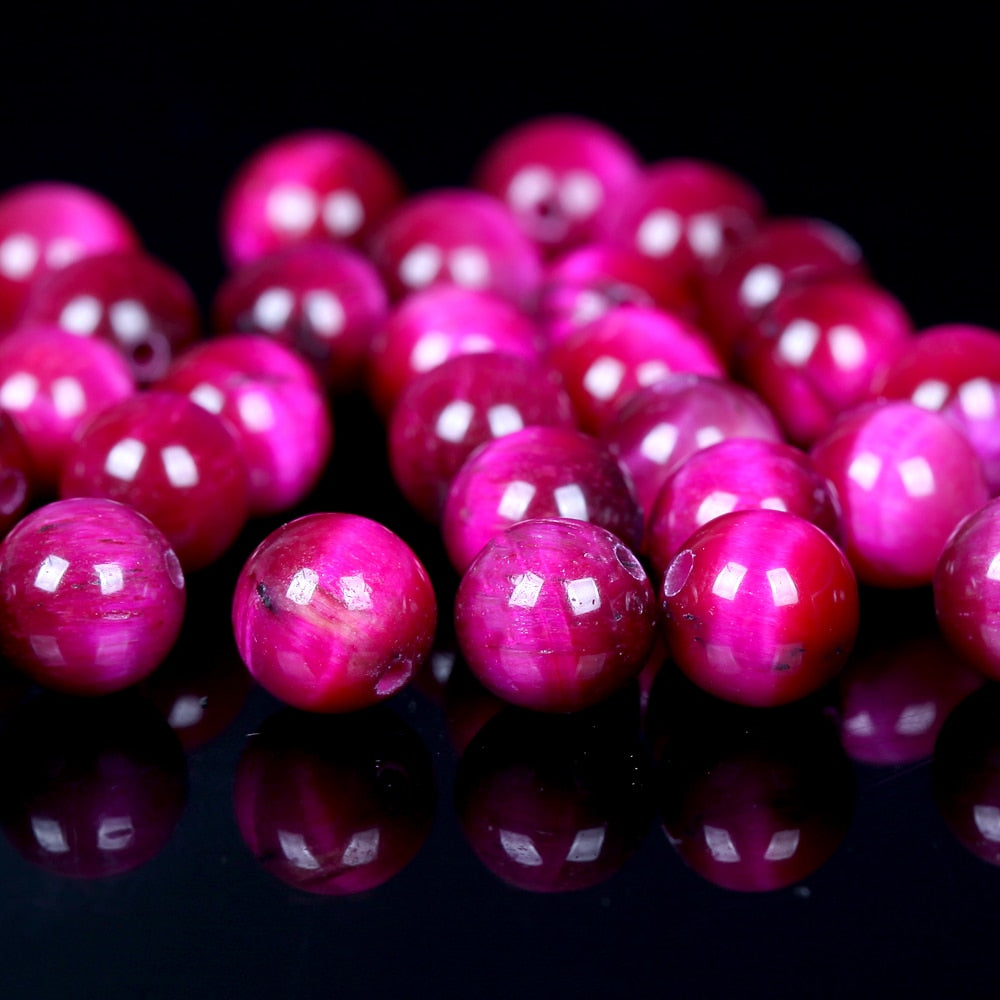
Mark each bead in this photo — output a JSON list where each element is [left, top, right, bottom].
[[811, 400, 989, 588], [441, 424, 643, 573], [472, 113, 642, 257], [0, 324, 136, 494], [0, 181, 140, 332], [366, 188, 543, 309], [453, 518, 657, 713], [219, 129, 404, 268], [231, 513, 437, 713], [157, 334, 333, 518], [0, 498, 186, 695], [211, 242, 388, 392], [660, 509, 859, 707], [387, 351, 575, 522], [59, 390, 251, 571], [16, 249, 201, 384], [0, 411, 32, 537]]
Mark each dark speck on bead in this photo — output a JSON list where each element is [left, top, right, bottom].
[[257, 581, 275, 612]]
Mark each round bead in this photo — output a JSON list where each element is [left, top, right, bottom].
[[0, 498, 186, 695], [59, 390, 251, 571], [810, 400, 989, 588], [660, 509, 859, 707], [454, 518, 657, 713], [231, 513, 437, 713]]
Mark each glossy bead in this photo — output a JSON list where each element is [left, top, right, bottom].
[[933, 497, 1000, 679], [600, 372, 784, 524], [366, 188, 543, 309], [660, 509, 859, 707], [0, 498, 186, 695], [811, 400, 989, 588], [59, 390, 251, 571], [16, 249, 201, 384], [645, 437, 840, 583], [441, 425, 643, 574], [0, 181, 140, 332], [548, 304, 725, 434], [231, 513, 437, 713], [387, 352, 576, 522], [0, 411, 32, 536], [0, 324, 135, 494], [740, 278, 914, 446], [157, 335, 333, 517], [210, 242, 388, 392], [366, 284, 542, 419], [453, 518, 657, 713], [472, 114, 642, 257], [219, 129, 404, 268]]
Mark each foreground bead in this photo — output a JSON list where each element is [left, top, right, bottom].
[[454, 518, 657, 713], [660, 509, 859, 707], [0, 498, 186, 694], [232, 513, 437, 712]]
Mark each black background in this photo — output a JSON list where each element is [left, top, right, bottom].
[[2, 4, 1000, 997]]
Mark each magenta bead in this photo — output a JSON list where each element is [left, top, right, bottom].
[[59, 390, 251, 571], [211, 242, 388, 392], [472, 114, 642, 257], [219, 129, 404, 268], [366, 188, 543, 309], [0, 412, 32, 536], [367, 284, 542, 419], [231, 513, 437, 713], [645, 437, 840, 582], [810, 400, 989, 588], [16, 249, 201, 384], [388, 352, 576, 522], [157, 334, 333, 517], [660, 509, 859, 707], [441, 425, 643, 573], [0, 498, 186, 695], [454, 518, 657, 713], [740, 278, 914, 446], [549, 304, 725, 434], [0, 324, 136, 494], [0, 182, 140, 332]]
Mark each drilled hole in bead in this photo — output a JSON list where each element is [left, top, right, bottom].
[[375, 657, 414, 698], [0, 470, 27, 515], [614, 543, 646, 581], [663, 549, 695, 597]]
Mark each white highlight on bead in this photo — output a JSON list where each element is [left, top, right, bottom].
[[97, 816, 135, 851], [695, 425, 724, 449], [237, 390, 275, 432], [565, 576, 601, 616], [266, 183, 318, 234], [761, 496, 788, 511], [828, 324, 867, 369], [582, 356, 626, 401], [190, 382, 225, 414], [986, 552, 1000, 581], [958, 377, 997, 419], [32, 817, 70, 854], [704, 824, 740, 863], [449, 246, 490, 288], [51, 377, 86, 418], [486, 403, 523, 438], [94, 562, 124, 595], [105, 437, 146, 481], [688, 213, 723, 259], [253, 286, 295, 330], [109, 299, 150, 342], [554, 483, 588, 520], [696, 490, 738, 525], [898, 455, 935, 498], [34, 554, 70, 593], [636, 209, 682, 257], [286, 567, 319, 605], [639, 422, 679, 464], [567, 826, 607, 863], [843, 710, 875, 737], [895, 701, 936, 735], [339, 573, 373, 611], [497, 480, 536, 520], [0, 372, 39, 411], [60, 294, 102, 334], [764, 829, 801, 861], [303, 290, 345, 337], [636, 360, 670, 387], [509, 570, 544, 608], [778, 319, 821, 366], [278, 830, 320, 870], [29, 634, 63, 665], [399, 243, 442, 289], [411, 332, 451, 372], [508, 167, 555, 210], [322, 189, 364, 237], [500, 829, 543, 867], [45, 237, 84, 268], [0, 233, 39, 278], [766, 566, 799, 607], [712, 561, 747, 601], [739, 263, 782, 309], [342, 829, 380, 867], [847, 451, 882, 490], [974, 805, 1000, 842], [912, 379, 950, 410], [167, 695, 205, 729], [435, 399, 475, 442], [559, 170, 602, 218], [161, 445, 199, 488]]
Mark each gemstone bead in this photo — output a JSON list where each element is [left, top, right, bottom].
[[59, 390, 251, 571], [16, 249, 201, 384], [453, 518, 657, 713], [0, 498, 186, 695], [441, 425, 643, 573], [660, 509, 859, 707], [231, 513, 437, 713], [810, 400, 989, 588]]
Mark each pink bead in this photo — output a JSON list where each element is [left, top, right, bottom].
[[549, 304, 725, 434], [387, 351, 576, 522], [15, 249, 201, 384], [0, 497, 186, 695], [454, 518, 657, 713], [219, 129, 404, 268], [600, 372, 784, 524], [0, 324, 136, 494], [366, 188, 543, 309], [0, 411, 32, 536], [210, 242, 388, 392], [59, 390, 250, 571], [699, 216, 865, 364], [740, 278, 914, 447], [231, 513, 437, 712], [441, 425, 642, 574], [0, 182, 140, 332], [157, 334, 333, 517], [933, 497, 1000, 679], [366, 284, 542, 419], [472, 114, 642, 257], [811, 400, 989, 588], [660, 509, 859, 707], [645, 437, 840, 583]]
